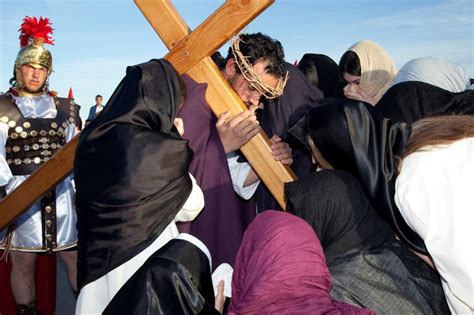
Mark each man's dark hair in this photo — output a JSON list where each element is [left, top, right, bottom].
[[9, 69, 17, 87], [339, 51, 361, 76], [96, 94, 103, 99], [211, 51, 226, 70], [225, 32, 286, 78]]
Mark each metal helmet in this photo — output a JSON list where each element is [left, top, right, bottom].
[[14, 16, 54, 89]]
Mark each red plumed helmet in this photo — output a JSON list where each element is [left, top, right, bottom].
[[14, 16, 55, 86], [19, 16, 54, 48]]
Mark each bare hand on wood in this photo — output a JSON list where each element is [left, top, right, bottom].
[[270, 135, 293, 165], [216, 110, 260, 153]]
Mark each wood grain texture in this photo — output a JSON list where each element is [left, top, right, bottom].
[[187, 58, 296, 207], [0, 136, 78, 229]]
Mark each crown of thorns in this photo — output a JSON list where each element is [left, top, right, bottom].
[[230, 36, 288, 99]]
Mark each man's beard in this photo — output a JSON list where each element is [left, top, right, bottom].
[[227, 76, 253, 108]]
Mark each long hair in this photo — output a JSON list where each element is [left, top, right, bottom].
[[402, 115, 474, 159], [339, 51, 361, 76]]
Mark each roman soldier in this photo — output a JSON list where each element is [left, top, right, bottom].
[[0, 16, 79, 314]]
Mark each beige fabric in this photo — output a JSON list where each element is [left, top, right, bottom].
[[348, 40, 397, 103]]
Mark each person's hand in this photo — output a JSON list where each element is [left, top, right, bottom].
[[343, 84, 375, 105], [216, 110, 260, 153], [270, 135, 293, 165], [214, 280, 225, 313], [173, 117, 185, 136]]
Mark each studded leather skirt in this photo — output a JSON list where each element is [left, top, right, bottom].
[[0, 175, 77, 252]]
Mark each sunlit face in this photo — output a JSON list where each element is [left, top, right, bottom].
[[224, 59, 279, 108], [20, 64, 48, 93], [343, 72, 367, 101], [343, 72, 361, 87], [95, 96, 103, 106]]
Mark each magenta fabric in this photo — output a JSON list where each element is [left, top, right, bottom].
[[229, 210, 376, 314]]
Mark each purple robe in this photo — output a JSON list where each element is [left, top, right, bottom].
[[177, 75, 256, 268]]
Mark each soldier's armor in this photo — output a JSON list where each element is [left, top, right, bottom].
[[0, 95, 78, 175], [0, 93, 79, 252]]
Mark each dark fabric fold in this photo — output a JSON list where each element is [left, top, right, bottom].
[[255, 62, 323, 211], [298, 99, 427, 253], [75, 59, 192, 289], [298, 53, 345, 98], [376, 81, 474, 124], [286, 170, 392, 260], [286, 170, 449, 314], [103, 239, 218, 315]]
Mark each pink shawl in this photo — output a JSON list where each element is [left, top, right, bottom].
[[229, 210, 376, 314]]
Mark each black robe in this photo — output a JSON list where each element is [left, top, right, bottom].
[[289, 99, 426, 254], [256, 62, 323, 211], [103, 238, 218, 315], [297, 53, 344, 98], [376, 81, 474, 123], [74, 59, 193, 290], [285, 170, 449, 314]]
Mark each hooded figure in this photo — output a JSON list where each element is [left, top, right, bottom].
[[229, 210, 375, 315], [340, 40, 396, 104], [74, 59, 206, 313], [285, 170, 449, 314], [289, 99, 426, 254], [376, 81, 474, 124], [298, 53, 345, 98]]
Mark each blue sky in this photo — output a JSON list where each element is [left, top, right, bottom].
[[1, 0, 472, 121]]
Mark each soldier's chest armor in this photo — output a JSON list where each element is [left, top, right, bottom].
[[1, 97, 77, 175]]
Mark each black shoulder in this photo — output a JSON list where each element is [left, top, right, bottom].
[[0, 94, 21, 119]]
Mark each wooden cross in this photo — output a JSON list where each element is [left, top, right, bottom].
[[0, 0, 296, 229]]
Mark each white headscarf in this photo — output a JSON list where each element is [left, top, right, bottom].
[[393, 57, 470, 92], [348, 40, 397, 103]]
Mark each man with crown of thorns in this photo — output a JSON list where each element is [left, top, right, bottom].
[[0, 16, 79, 314]]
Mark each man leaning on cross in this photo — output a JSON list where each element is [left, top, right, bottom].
[[217, 33, 293, 202], [178, 32, 293, 269]]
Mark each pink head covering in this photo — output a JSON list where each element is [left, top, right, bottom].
[[229, 210, 375, 314]]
